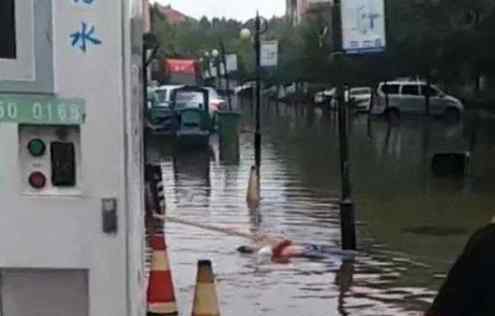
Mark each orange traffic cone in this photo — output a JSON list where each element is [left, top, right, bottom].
[[191, 260, 221, 316], [147, 234, 178, 316]]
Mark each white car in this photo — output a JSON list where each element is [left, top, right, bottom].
[[349, 87, 372, 111], [371, 80, 464, 122], [314, 88, 336, 105]]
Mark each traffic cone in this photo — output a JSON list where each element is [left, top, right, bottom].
[[147, 234, 178, 316], [191, 260, 221, 316], [246, 165, 260, 208]]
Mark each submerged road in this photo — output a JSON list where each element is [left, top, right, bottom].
[[146, 99, 495, 315]]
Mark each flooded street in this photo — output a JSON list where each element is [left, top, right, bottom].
[[147, 99, 495, 316]]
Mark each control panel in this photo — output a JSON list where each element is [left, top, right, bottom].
[[19, 125, 81, 195]]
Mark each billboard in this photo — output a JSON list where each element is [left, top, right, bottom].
[[341, 0, 386, 54]]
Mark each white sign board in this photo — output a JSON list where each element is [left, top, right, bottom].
[[342, 0, 386, 54], [260, 41, 279, 67], [225, 54, 238, 72]]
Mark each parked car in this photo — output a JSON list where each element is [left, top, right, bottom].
[[146, 85, 183, 134], [171, 86, 212, 146], [349, 87, 372, 112], [234, 82, 255, 96], [371, 80, 464, 122], [147, 86, 160, 107], [204, 87, 226, 114], [203, 87, 227, 129], [314, 88, 336, 105], [155, 85, 184, 107]]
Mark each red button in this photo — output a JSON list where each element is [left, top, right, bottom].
[[29, 172, 46, 189]]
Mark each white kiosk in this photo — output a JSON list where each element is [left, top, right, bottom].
[[0, 1, 147, 315]]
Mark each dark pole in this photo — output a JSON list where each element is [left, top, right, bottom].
[[385, 80, 389, 110], [336, 59, 352, 200], [206, 56, 213, 80], [333, 0, 356, 250], [425, 69, 431, 116], [215, 56, 222, 89], [142, 45, 149, 176], [474, 9, 481, 95], [220, 41, 233, 111], [143, 33, 159, 181], [255, 12, 262, 172]]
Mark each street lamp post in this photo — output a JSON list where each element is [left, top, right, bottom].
[[211, 49, 221, 89], [240, 12, 266, 173], [254, 14, 262, 172], [219, 41, 233, 111], [332, 0, 356, 251], [204, 51, 213, 80]]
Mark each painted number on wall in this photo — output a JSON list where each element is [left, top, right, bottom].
[[0, 96, 86, 125]]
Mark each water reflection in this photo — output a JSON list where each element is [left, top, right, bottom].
[[148, 98, 495, 315], [172, 146, 212, 208], [336, 260, 355, 316], [219, 134, 240, 164]]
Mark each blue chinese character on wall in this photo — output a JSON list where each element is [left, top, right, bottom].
[[70, 22, 102, 52]]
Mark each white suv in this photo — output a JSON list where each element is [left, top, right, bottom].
[[371, 80, 464, 122]]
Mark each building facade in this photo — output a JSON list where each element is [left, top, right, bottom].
[[287, 0, 332, 25], [154, 3, 188, 25]]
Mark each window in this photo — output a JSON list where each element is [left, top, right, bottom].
[[174, 91, 205, 109], [381, 84, 400, 95], [0, 0, 16, 59], [156, 90, 168, 104], [351, 88, 371, 96], [421, 85, 439, 97], [401, 85, 421, 96], [0, 0, 53, 93]]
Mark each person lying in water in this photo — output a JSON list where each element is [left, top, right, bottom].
[[237, 235, 356, 263]]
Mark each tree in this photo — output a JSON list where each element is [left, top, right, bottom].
[[148, 1, 495, 98]]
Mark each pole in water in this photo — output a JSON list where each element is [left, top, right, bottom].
[[339, 200, 357, 250], [254, 11, 262, 173], [333, 0, 356, 251], [246, 165, 260, 208]]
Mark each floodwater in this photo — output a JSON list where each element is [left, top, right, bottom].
[[147, 99, 495, 316]]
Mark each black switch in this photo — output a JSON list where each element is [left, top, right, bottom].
[[50, 142, 76, 187]]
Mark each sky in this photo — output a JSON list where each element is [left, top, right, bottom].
[[150, 0, 286, 22]]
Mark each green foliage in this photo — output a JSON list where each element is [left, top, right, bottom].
[[150, 1, 495, 94]]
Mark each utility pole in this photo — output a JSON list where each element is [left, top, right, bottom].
[[333, 0, 356, 251], [220, 41, 233, 111], [254, 12, 262, 172], [425, 69, 431, 116]]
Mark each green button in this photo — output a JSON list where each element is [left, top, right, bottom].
[[28, 139, 46, 157]]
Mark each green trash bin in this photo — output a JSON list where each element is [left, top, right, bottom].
[[216, 111, 241, 163]]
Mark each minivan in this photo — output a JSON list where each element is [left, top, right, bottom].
[[371, 80, 464, 122]]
